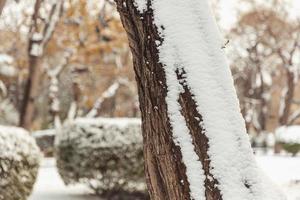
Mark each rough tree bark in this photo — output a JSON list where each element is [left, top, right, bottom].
[[115, 1, 221, 199]]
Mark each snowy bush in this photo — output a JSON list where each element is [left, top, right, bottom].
[[55, 118, 146, 195], [276, 126, 300, 156], [0, 126, 41, 200]]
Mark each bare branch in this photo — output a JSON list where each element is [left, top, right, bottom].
[[46, 50, 73, 128], [86, 77, 133, 118], [42, 0, 64, 47], [86, 81, 121, 118], [28, 0, 64, 57], [287, 109, 300, 125]]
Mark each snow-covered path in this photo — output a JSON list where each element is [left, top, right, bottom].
[[29, 159, 98, 200], [30, 156, 300, 200]]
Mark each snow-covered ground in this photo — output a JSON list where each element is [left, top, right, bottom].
[[256, 155, 300, 200], [30, 156, 300, 200], [29, 159, 98, 200]]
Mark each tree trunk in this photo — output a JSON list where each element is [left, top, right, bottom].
[[20, 0, 63, 129], [0, 0, 6, 15], [115, 1, 285, 200], [115, 2, 220, 199], [19, 0, 44, 130], [279, 69, 295, 125], [20, 55, 43, 129]]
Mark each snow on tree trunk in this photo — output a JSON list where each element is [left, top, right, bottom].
[[115, 1, 286, 200]]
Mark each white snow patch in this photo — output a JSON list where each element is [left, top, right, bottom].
[[32, 32, 43, 41], [151, 0, 286, 199], [30, 43, 43, 57], [0, 125, 41, 163], [29, 158, 98, 200], [32, 129, 56, 138], [0, 65, 16, 77], [164, 67, 206, 199], [74, 117, 141, 129], [0, 54, 13, 63], [133, 0, 147, 13], [0, 54, 17, 77], [256, 155, 300, 200]]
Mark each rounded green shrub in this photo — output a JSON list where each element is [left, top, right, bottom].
[[0, 126, 41, 200], [55, 118, 146, 195], [280, 143, 300, 156], [276, 126, 300, 156]]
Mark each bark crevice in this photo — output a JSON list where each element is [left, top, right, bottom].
[[176, 68, 222, 200]]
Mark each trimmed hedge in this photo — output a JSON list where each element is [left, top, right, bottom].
[[0, 126, 41, 200], [55, 118, 146, 195], [276, 126, 300, 156]]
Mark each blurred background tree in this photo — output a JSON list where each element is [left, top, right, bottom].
[[0, 0, 139, 130], [228, 0, 300, 137], [0, 0, 299, 134]]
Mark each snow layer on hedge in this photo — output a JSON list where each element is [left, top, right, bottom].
[[151, 0, 286, 199], [0, 125, 41, 161], [276, 126, 300, 144], [133, 0, 147, 13], [57, 117, 143, 148]]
